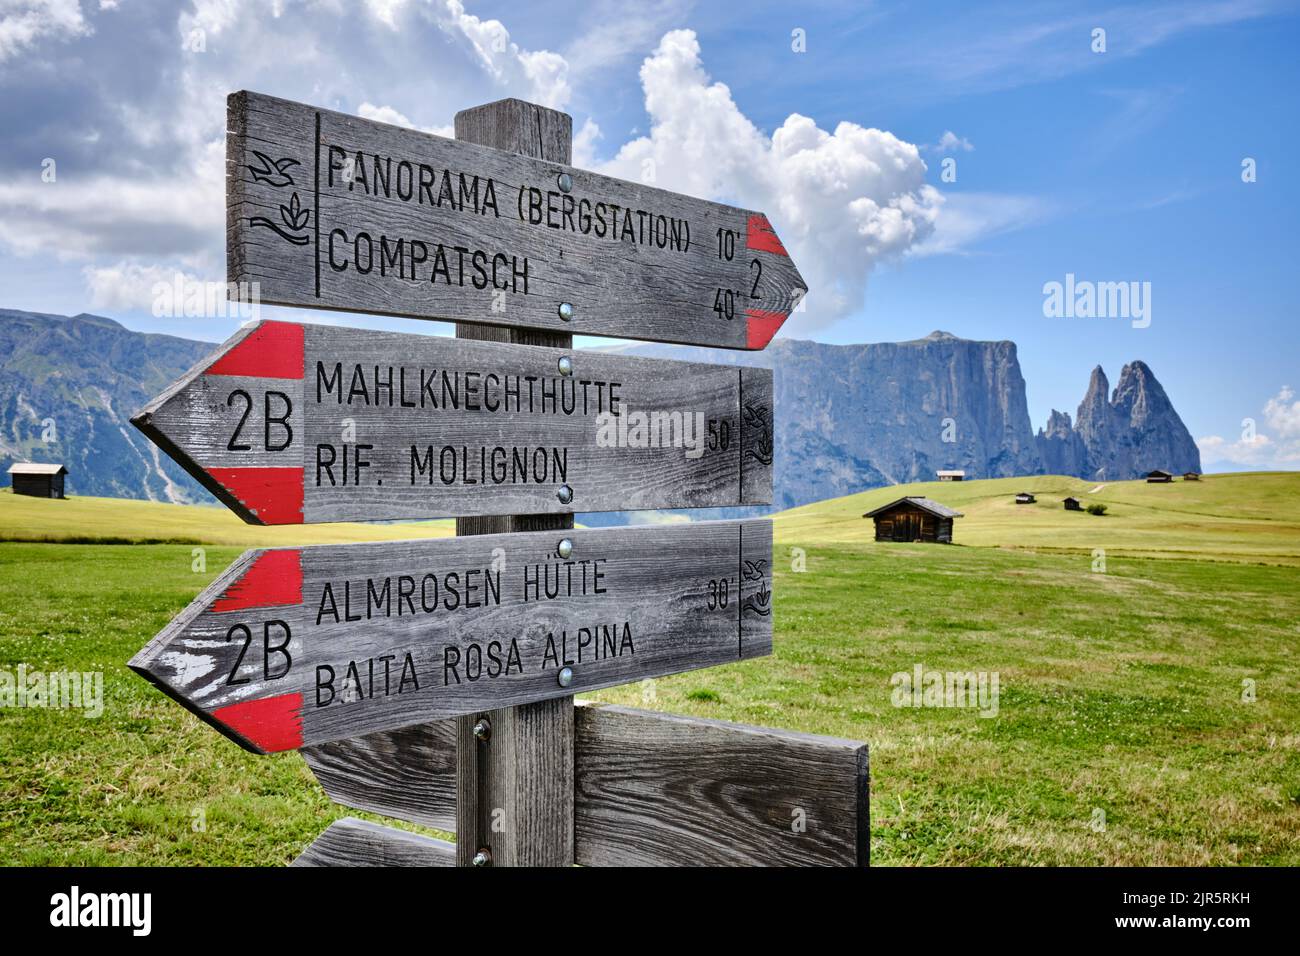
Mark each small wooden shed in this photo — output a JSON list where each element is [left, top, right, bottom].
[[1183, 471, 1201, 481], [1146, 469, 1173, 483], [864, 496, 963, 543], [936, 470, 965, 482], [8, 463, 67, 499], [1015, 492, 1036, 504], [1063, 496, 1083, 511]]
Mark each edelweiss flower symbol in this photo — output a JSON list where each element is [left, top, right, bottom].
[[246, 150, 311, 246], [280, 193, 310, 232]]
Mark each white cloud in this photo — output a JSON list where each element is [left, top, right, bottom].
[[0, 0, 89, 61], [357, 102, 453, 137], [1198, 386, 1300, 469], [911, 192, 1051, 257], [1263, 385, 1300, 439], [594, 29, 943, 332], [935, 130, 974, 153]]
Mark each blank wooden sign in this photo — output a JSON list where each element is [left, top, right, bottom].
[[228, 91, 806, 350], [130, 520, 772, 752], [132, 320, 773, 524]]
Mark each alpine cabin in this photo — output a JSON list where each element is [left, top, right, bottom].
[[1146, 469, 1174, 483], [1015, 492, 1036, 504], [1063, 496, 1083, 511], [864, 496, 963, 543], [8, 463, 67, 499], [936, 470, 966, 482]]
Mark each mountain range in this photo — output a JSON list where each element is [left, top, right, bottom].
[[0, 310, 1200, 511]]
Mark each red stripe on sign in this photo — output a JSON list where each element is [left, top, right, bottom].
[[212, 549, 302, 613], [206, 321, 305, 379], [209, 467, 304, 524], [745, 309, 787, 350], [745, 214, 789, 256], [213, 693, 304, 753]]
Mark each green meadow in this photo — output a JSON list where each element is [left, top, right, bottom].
[[0, 474, 1297, 865]]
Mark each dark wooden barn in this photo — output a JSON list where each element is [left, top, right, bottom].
[[1183, 471, 1201, 481], [1015, 492, 1036, 504], [1146, 469, 1173, 483], [864, 496, 963, 543], [8, 463, 67, 499], [1063, 496, 1083, 511]]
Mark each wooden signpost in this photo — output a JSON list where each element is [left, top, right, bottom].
[[128, 521, 773, 752], [128, 92, 868, 867], [132, 319, 773, 523], [228, 91, 806, 350]]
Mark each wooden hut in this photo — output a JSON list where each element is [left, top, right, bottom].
[[1063, 496, 1083, 511], [1015, 492, 1036, 504], [1183, 471, 1201, 481], [8, 463, 67, 499], [864, 496, 963, 543], [936, 470, 965, 482], [1146, 469, 1173, 483]]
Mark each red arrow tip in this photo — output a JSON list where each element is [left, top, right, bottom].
[[745, 214, 789, 257], [209, 467, 305, 524], [213, 549, 303, 612], [206, 321, 305, 379], [212, 692, 304, 753]]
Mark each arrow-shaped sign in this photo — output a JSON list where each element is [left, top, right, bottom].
[[129, 521, 773, 752], [228, 91, 807, 350], [132, 320, 773, 524]]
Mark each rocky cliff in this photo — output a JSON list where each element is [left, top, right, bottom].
[[0, 310, 1201, 510], [1035, 362, 1201, 482]]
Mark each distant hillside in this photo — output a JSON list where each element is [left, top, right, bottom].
[[1, 309, 1201, 511], [0, 309, 214, 502], [775, 471, 1300, 566]]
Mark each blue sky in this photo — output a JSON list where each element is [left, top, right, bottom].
[[1, 0, 1297, 467]]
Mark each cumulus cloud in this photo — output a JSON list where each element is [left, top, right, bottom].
[[0, 0, 90, 62], [935, 130, 974, 153], [1198, 386, 1300, 469], [0, 0, 569, 270], [595, 29, 943, 331], [1, 11, 1039, 334], [1264, 385, 1300, 439]]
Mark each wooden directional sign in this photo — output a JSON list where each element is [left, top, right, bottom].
[[129, 520, 772, 753], [228, 91, 807, 349], [132, 319, 773, 524]]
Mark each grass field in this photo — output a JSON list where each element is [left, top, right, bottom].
[[0, 487, 453, 546], [1, 474, 1297, 865]]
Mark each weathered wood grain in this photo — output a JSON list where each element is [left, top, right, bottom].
[[452, 97, 575, 869], [574, 702, 868, 867], [227, 91, 806, 350], [128, 517, 773, 754], [130, 320, 772, 525], [291, 817, 455, 867], [301, 701, 869, 867], [301, 720, 457, 832]]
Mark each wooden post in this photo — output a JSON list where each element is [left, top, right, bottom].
[[453, 98, 575, 868]]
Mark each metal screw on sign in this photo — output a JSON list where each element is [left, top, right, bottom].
[[557, 356, 573, 376], [473, 718, 492, 742], [472, 848, 492, 867], [557, 484, 573, 504], [557, 172, 573, 193], [558, 302, 574, 322], [557, 538, 573, 559], [557, 666, 574, 688]]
